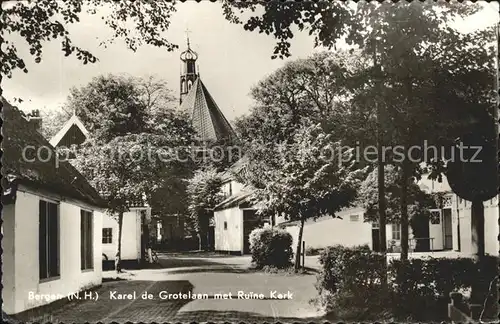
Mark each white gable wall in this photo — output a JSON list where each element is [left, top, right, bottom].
[[214, 207, 243, 253], [282, 207, 372, 255], [102, 209, 142, 261], [3, 188, 103, 314]]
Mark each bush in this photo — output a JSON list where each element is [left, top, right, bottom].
[[389, 256, 499, 321], [316, 245, 391, 320], [315, 245, 498, 321], [249, 227, 293, 269]]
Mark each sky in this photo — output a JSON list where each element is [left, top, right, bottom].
[[2, 1, 499, 123]]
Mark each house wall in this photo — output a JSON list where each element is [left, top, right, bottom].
[[454, 196, 498, 255], [102, 209, 142, 261], [5, 189, 103, 314], [281, 207, 373, 255], [221, 180, 245, 199], [214, 207, 243, 253], [2, 203, 16, 314]]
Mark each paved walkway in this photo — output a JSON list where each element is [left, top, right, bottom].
[[15, 253, 324, 323]]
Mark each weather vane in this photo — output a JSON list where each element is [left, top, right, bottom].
[[185, 27, 192, 47]]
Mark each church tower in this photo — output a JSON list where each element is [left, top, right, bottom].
[[179, 37, 198, 105], [179, 38, 237, 143]]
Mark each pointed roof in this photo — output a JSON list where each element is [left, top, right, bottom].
[[1, 97, 105, 207], [49, 114, 90, 147], [180, 78, 236, 142]]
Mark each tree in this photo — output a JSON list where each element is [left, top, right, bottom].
[[186, 167, 224, 251], [1, 1, 178, 77], [235, 50, 370, 143], [241, 124, 366, 271], [225, 1, 495, 262], [39, 107, 73, 140], [67, 75, 196, 268]]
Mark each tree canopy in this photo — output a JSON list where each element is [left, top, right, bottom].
[[1, 0, 178, 77]]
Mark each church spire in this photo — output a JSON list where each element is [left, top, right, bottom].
[[179, 29, 198, 105]]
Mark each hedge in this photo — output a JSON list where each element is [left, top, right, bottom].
[[249, 227, 293, 269], [316, 245, 499, 321]]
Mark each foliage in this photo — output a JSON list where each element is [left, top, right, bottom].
[[1, 0, 177, 77], [234, 50, 370, 145], [249, 227, 293, 269], [227, 0, 496, 261], [186, 167, 224, 249], [242, 124, 366, 269], [244, 124, 365, 220], [358, 165, 435, 224], [315, 245, 391, 320], [221, 1, 353, 59], [39, 108, 73, 140], [316, 246, 498, 321], [67, 75, 195, 264], [388, 256, 498, 321]]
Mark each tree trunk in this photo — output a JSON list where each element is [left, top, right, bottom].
[[373, 41, 387, 254], [470, 199, 485, 260], [470, 199, 487, 319], [197, 232, 202, 251], [400, 162, 409, 261], [377, 157, 387, 252], [116, 211, 124, 273], [294, 216, 305, 272]]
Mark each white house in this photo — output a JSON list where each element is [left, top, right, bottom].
[[49, 113, 150, 267], [380, 173, 498, 259], [101, 206, 151, 265], [213, 158, 373, 254], [277, 206, 373, 252], [213, 157, 266, 255], [1, 98, 106, 314]]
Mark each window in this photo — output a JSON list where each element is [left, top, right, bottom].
[[372, 222, 380, 229], [229, 182, 233, 197], [349, 214, 359, 222], [81, 210, 94, 271], [39, 200, 59, 280], [391, 223, 401, 240], [224, 221, 228, 230], [102, 228, 112, 244], [430, 210, 441, 224]]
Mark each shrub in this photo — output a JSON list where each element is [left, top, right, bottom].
[[389, 256, 499, 321], [249, 227, 293, 269], [316, 245, 390, 320]]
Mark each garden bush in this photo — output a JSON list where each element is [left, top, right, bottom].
[[249, 227, 293, 269], [389, 256, 499, 321], [315, 245, 391, 320], [315, 245, 498, 322]]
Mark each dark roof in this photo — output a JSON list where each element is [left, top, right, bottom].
[[213, 189, 254, 211], [1, 97, 106, 207], [180, 78, 237, 142], [219, 155, 249, 183]]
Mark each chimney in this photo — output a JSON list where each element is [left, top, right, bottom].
[[27, 109, 42, 133]]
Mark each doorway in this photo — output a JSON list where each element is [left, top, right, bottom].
[[371, 222, 380, 252], [443, 208, 453, 250]]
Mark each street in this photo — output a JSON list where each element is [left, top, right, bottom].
[[14, 253, 324, 323]]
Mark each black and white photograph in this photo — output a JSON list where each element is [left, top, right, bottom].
[[1, 1, 499, 323]]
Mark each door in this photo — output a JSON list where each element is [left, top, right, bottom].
[[429, 209, 443, 250], [371, 222, 380, 252], [243, 210, 259, 254], [443, 208, 453, 250]]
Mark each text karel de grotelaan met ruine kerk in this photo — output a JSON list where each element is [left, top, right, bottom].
[[28, 290, 294, 302]]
